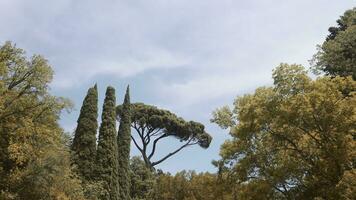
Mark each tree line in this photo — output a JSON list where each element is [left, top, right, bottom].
[[71, 84, 132, 200], [0, 39, 212, 199], [0, 6, 355, 200]]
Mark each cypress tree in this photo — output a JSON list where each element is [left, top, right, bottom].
[[71, 84, 98, 181], [96, 86, 120, 200], [117, 86, 132, 200]]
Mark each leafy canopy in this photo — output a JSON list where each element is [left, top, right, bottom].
[[117, 103, 212, 168], [0, 41, 84, 199], [312, 7, 356, 79], [212, 64, 355, 199], [129, 156, 156, 200]]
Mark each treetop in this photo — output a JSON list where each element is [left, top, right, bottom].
[[117, 103, 212, 149]]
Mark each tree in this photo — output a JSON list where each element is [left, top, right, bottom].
[[151, 171, 193, 200], [336, 169, 356, 200], [326, 8, 356, 41], [95, 86, 119, 200], [212, 64, 356, 199], [129, 156, 156, 200], [0, 41, 85, 199], [117, 86, 132, 200], [312, 8, 356, 79], [71, 84, 98, 181], [116, 103, 212, 169], [151, 170, 232, 200]]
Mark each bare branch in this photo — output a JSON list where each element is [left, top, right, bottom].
[[151, 138, 198, 167], [131, 136, 143, 153], [148, 134, 169, 159], [149, 129, 162, 137]]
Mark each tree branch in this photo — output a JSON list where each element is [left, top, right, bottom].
[[148, 134, 169, 160], [149, 129, 162, 137], [0, 101, 45, 120], [131, 136, 143, 153], [151, 138, 198, 167], [8, 69, 34, 90]]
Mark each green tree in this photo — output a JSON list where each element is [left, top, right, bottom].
[[129, 156, 156, 200], [336, 169, 356, 200], [117, 86, 132, 200], [312, 8, 356, 79], [212, 64, 356, 199], [326, 8, 356, 41], [116, 103, 212, 169], [151, 170, 232, 200], [71, 84, 98, 181], [151, 171, 192, 200], [96, 86, 119, 200], [0, 41, 84, 199]]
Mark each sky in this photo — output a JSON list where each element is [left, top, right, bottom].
[[0, 0, 355, 173]]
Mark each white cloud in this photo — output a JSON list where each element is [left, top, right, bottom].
[[51, 46, 191, 88], [2, 0, 352, 91], [155, 68, 272, 108]]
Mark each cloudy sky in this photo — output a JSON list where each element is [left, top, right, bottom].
[[1, 0, 354, 173]]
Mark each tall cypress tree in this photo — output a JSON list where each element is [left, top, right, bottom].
[[71, 84, 98, 181], [117, 86, 132, 200], [96, 86, 119, 200]]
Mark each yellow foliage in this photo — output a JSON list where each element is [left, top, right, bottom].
[[213, 64, 356, 199], [0, 42, 83, 199]]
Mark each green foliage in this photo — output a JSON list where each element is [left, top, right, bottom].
[[326, 8, 356, 41], [82, 180, 108, 200], [211, 106, 235, 129], [71, 84, 98, 181], [212, 64, 356, 199], [2, 6, 356, 200], [152, 171, 193, 200], [313, 8, 356, 79], [336, 169, 356, 200], [117, 86, 132, 200], [0, 41, 84, 199], [151, 170, 232, 200], [129, 156, 156, 200], [13, 136, 85, 200], [96, 86, 119, 200], [117, 102, 212, 168]]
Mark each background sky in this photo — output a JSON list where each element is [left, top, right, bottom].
[[1, 0, 355, 173]]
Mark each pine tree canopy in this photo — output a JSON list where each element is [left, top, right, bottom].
[[116, 102, 212, 168]]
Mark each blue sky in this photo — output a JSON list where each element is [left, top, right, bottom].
[[1, 0, 354, 173]]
